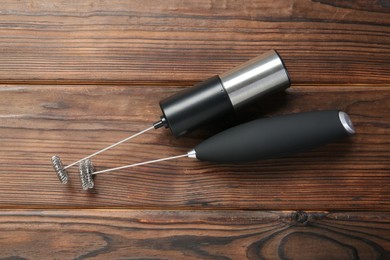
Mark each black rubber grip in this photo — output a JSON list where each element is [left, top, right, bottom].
[[159, 75, 234, 137], [194, 110, 352, 163]]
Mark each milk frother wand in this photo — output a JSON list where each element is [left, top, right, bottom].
[[52, 50, 291, 184], [77, 110, 355, 190]]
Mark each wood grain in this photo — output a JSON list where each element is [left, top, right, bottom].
[[0, 84, 388, 210], [0, 210, 388, 259], [0, 0, 388, 84], [0, 0, 389, 258]]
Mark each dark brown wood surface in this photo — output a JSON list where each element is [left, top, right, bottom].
[[0, 84, 389, 210], [0, 0, 389, 258], [0, 0, 388, 85], [1, 210, 389, 259]]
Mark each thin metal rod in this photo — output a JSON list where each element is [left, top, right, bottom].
[[64, 126, 155, 169], [92, 153, 188, 175]]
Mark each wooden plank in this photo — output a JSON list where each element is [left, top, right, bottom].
[[0, 0, 388, 84], [0, 210, 388, 259], [0, 84, 388, 210]]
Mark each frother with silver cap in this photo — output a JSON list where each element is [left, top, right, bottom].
[[52, 50, 291, 184], [156, 50, 291, 136]]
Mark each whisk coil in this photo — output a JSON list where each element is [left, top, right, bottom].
[[51, 155, 69, 184], [79, 159, 94, 190]]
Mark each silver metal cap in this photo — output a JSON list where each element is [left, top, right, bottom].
[[338, 111, 355, 135], [187, 149, 197, 159], [219, 50, 291, 108]]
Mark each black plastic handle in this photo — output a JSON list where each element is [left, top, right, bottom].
[[194, 110, 354, 163]]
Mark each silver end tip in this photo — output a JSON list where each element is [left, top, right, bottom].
[[338, 111, 355, 135], [187, 149, 197, 159]]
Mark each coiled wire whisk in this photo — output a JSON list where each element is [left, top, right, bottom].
[[51, 155, 69, 184], [79, 159, 94, 190]]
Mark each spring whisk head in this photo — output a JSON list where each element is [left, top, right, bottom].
[[79, 159, 95, 190], [51, 155, 69, 184]]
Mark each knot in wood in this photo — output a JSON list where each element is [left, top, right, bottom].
[[292, 211, 308, 224]]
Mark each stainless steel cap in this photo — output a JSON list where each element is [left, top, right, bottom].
[[219, 50, 291, 108], [338, 111, 355, 135]]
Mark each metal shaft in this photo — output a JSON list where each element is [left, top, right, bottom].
[[64, 126, 155, 169], [92, 153, 189, 175]]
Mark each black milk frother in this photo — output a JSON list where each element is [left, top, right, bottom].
[[58, 110, 355, 190], [52, 50, 291, 186]]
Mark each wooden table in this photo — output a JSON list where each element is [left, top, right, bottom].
[[0, 1, 389, 259]]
